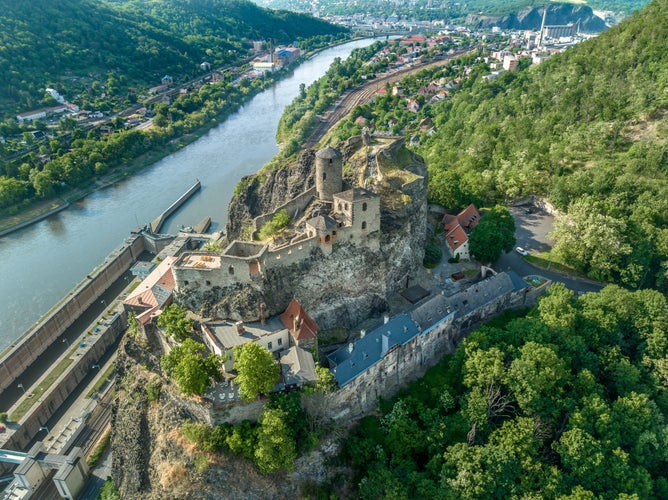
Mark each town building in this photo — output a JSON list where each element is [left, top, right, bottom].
[[122, 256, 177, 327], [442, 204, 480, 260]]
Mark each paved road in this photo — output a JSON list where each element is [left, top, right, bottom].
[[497, 205, 605, 294]]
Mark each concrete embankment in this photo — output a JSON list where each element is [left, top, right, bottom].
[[0, 235, 145, 395], [150, 179, 201, 233], [0, 311, 127, 453]]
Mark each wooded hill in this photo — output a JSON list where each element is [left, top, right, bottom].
[[252, 0, 649, 18], [419, 0, 668, 291], [336, 284, 668, 498], [0, 0, 346, 118]]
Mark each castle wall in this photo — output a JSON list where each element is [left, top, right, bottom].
[[253, 187, 316, 232], [328, 283, 534, 420], [328, 313, 456, 420], [265, 237, 320, 268]]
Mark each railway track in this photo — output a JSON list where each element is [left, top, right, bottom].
[[303, 50, 469, 149]]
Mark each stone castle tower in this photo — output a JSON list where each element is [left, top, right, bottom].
[[315, 146, 342, 202]]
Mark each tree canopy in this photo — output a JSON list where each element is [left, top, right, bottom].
[[468, 205, 516, 263], [339, 283, 668, 498], [233, 342, 281, 402], [160, 339, 222, 396], [157, 304, 193, 342]]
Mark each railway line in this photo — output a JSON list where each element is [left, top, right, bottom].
[[304, 49, 469, 149]]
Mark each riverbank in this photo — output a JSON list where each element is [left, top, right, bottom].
[[0, 39, 361, 238]]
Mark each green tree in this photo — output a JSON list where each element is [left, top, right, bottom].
[[538, 282, 577, 330], [161, 339, 222, 396], [233, 342, 280, 402], [468, 206, 516, 263], [507, 342, 568, 418], [254, 407, 297, 474], [157, 303, 193, 342]]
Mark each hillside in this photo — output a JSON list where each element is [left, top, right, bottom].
[[0, 0, 346, 118], [420, 0, 668, 291], [467, 3, 608, 32], [251, 0, 650, 18]]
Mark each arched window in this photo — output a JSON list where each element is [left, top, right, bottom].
[[228, 265, 234, 275], [362, 202, 367, 211], [325, 235, 330, 243], [338, 203, 342, 211], [362, 221, 367, 230]]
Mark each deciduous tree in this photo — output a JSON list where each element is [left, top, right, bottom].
[[233, 342, 280, 402]]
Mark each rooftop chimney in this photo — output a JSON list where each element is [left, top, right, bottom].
[[235, 321, 244, 335], [360, 329, 366, 338], [348, 342, 354, 353], [383, 315, 390, 324]]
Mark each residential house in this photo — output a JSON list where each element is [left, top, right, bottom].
[[279, 298, 319, 350], [200, 316, 290, 372], [442, 204, 480, 260], [123, 256, 177, 328], [280, 346, 317, 389]]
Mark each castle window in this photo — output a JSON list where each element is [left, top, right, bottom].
[[278, 338, 282, 346], [323, 172, 327, 181], [345, 203, 349, 210], [325, 235, 331, 243], [184, 281, 189, 286], [362, 202, 367, 211], [362, 221, 367, 230], [228, 265, 234, 275], [338, 203, 342, 211], [268, 341, 273, 350], [206, 280, 211, 286], [329, 158, 332, 164]]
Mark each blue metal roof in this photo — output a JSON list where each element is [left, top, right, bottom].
[[327, 313, 420, 387]]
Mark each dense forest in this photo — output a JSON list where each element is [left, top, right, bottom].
[[418, 0, 668, 291], [252, 0, 649, 18], [321, 0, 667, 291], [0, 0, 347, 217], [332, 284, 668, 498], [0, 0, 346, 117]]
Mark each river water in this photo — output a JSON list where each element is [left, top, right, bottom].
[[0, 39, 376, 352]]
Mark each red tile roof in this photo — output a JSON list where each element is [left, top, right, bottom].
[[280, 298, 318, 342], [457, 203, 480, 231], [445, 224, 468, 252]]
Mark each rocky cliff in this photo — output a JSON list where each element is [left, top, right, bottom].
[[467, 3, 608, 33], [183, 137, 428, 330], [110, 333, 348, 499]]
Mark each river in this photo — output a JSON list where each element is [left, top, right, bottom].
[[0, 39, 377, 352]]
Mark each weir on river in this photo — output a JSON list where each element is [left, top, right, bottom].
[[0, 39, 377, 352]]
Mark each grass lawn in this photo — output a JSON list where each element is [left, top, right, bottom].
[[10, 346, 78, 421], [525, 251, 583, 277]]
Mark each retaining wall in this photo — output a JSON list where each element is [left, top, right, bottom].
[[0, 235, 145, 394], [1, 312, 127, 452]]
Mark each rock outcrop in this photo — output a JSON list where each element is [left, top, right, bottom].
[[183, 136, 428, 330], [467, 3, 608, 33]]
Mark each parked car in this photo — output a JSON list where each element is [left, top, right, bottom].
[[515, 247, 528, 256]]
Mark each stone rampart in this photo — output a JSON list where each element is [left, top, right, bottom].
[[265, 237, 319, 268], [0, 235, 144, 394], [253, 187, 317, 232]]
